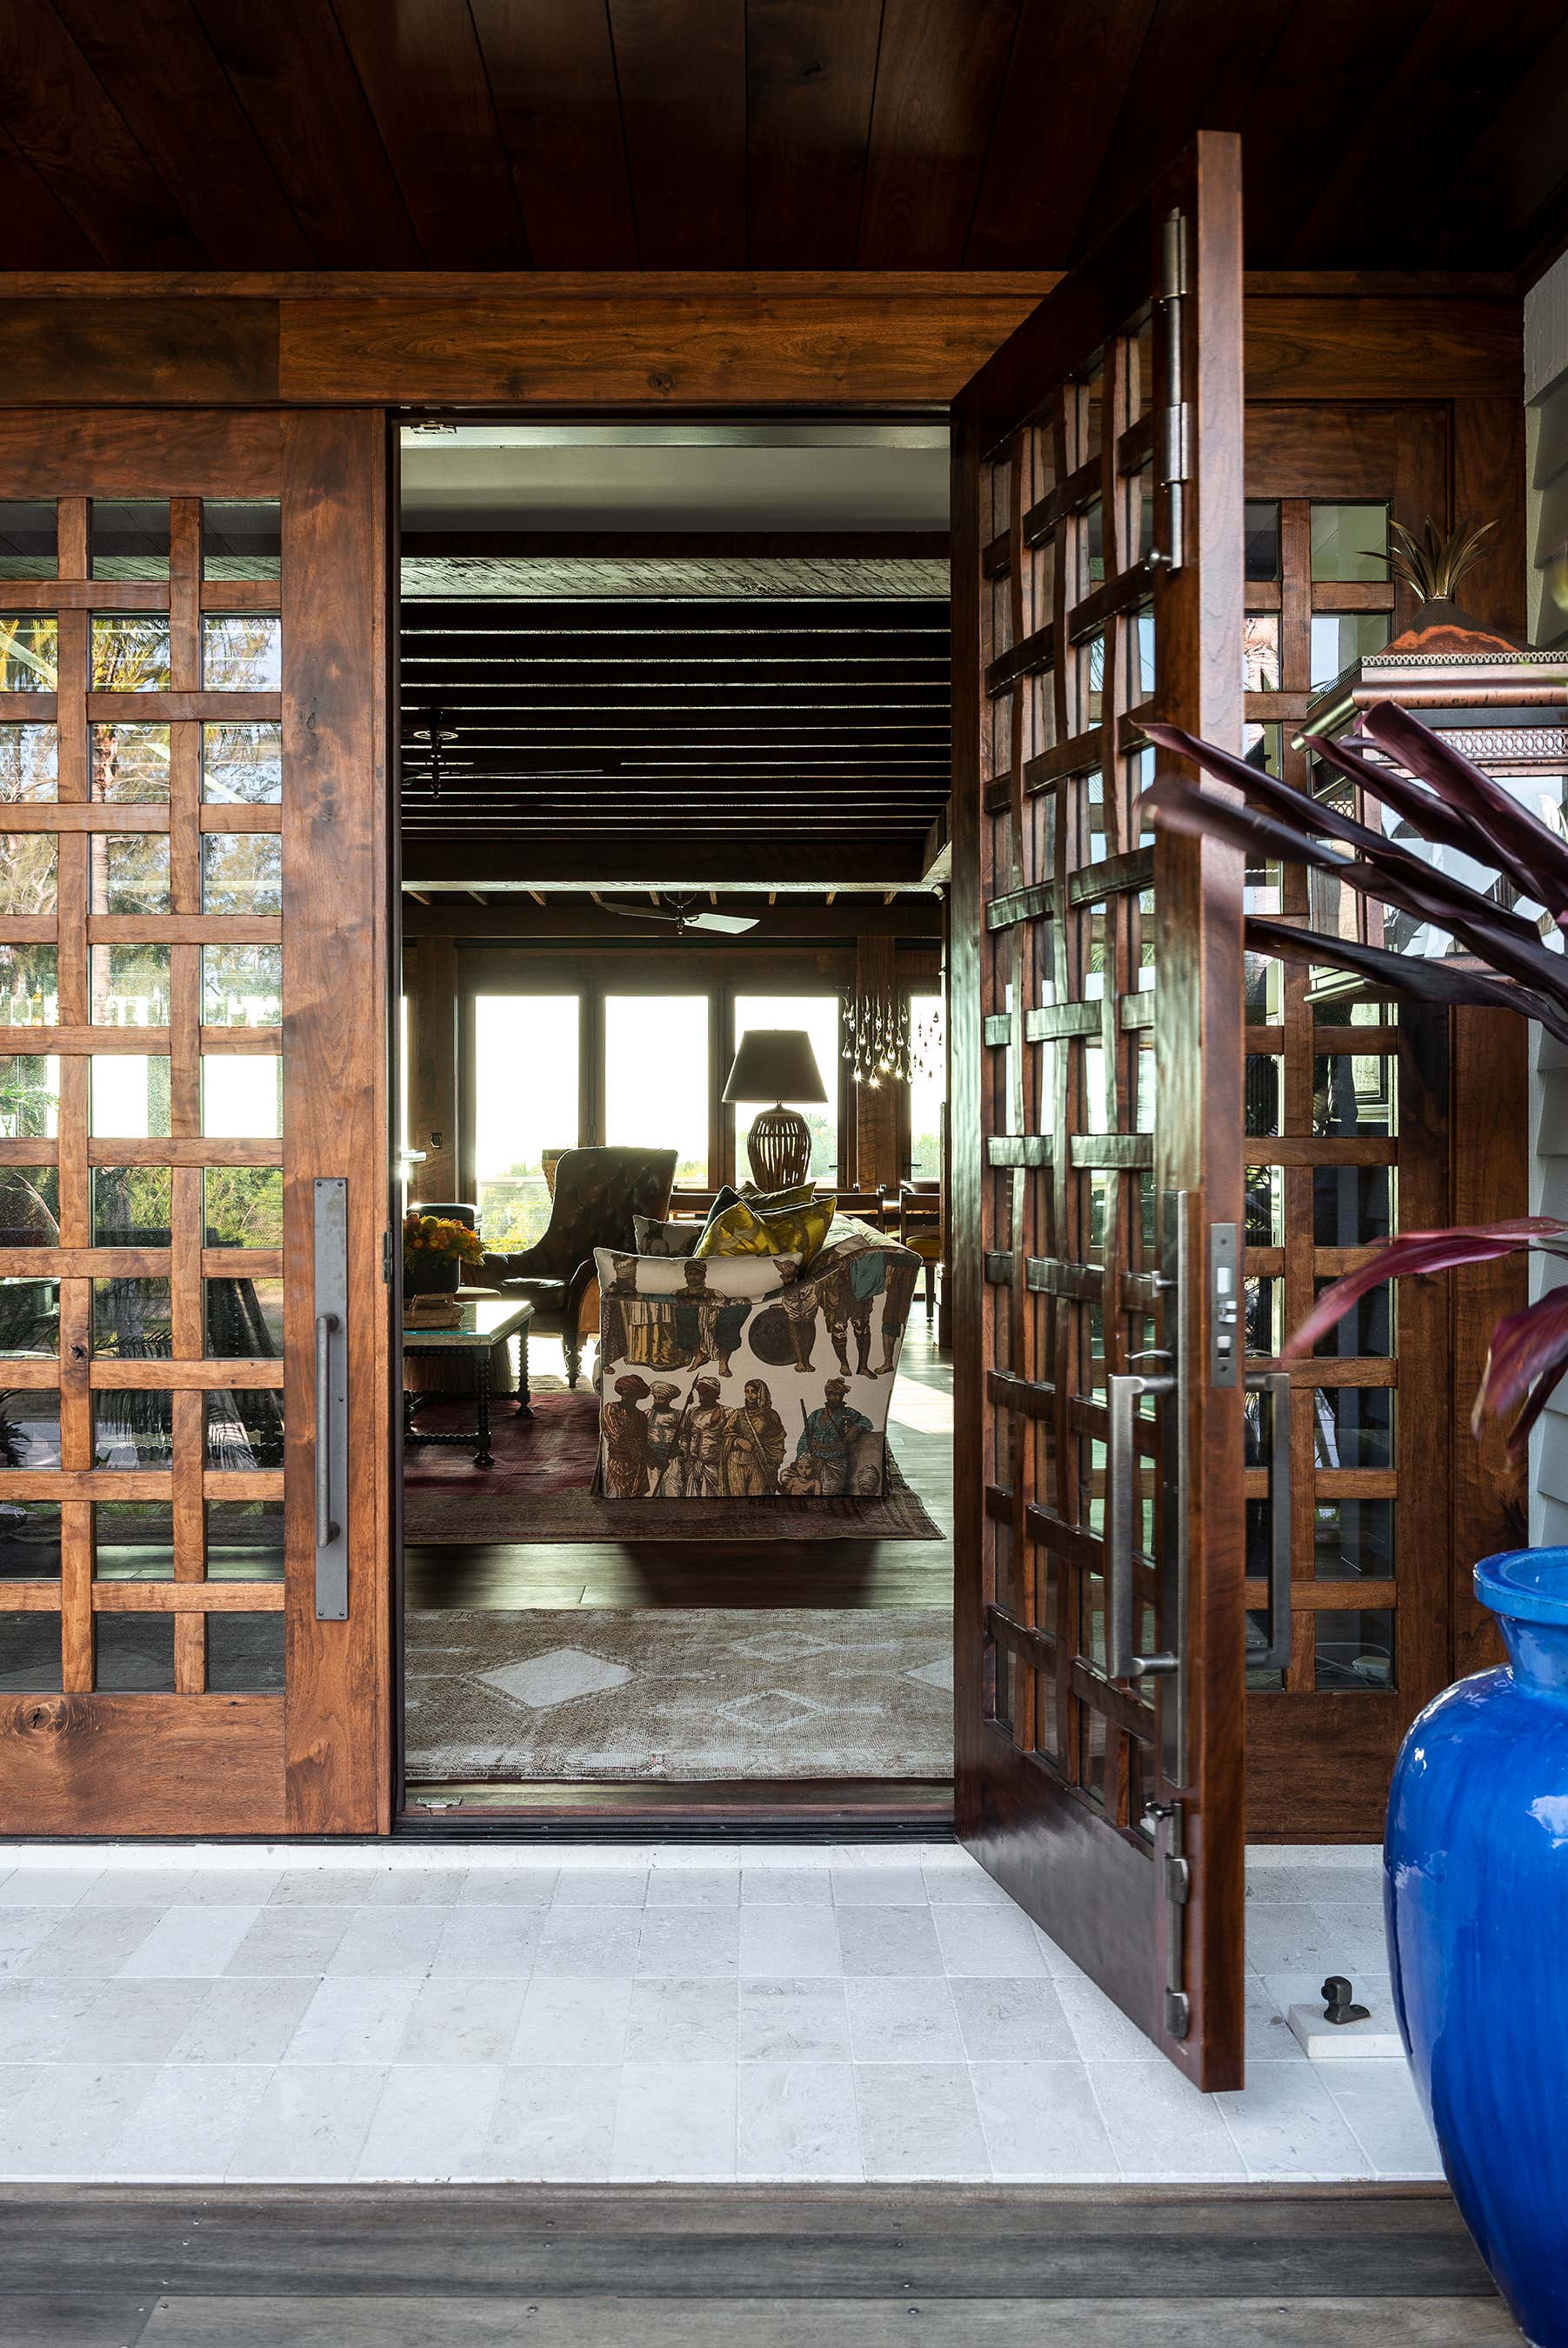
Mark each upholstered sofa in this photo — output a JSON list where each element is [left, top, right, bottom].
[[593, 1215, 922, 1501]]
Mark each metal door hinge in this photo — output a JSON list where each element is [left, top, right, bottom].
[[1144, 1798, 1191, 2043], [383, 1229, 393, 1284]]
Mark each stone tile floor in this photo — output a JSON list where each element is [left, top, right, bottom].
[[0, 1838, 1438, 2185]]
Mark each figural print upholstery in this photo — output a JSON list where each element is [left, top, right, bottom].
[[594, 1216, 922, 1501]]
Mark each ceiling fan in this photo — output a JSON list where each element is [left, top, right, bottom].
[[590, 892, 758, 937]]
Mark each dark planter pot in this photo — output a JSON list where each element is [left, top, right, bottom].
[[1386, 1547, 1568, 2345], [404, 1252, 461, 1297]]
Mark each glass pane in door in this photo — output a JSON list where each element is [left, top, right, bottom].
[[604, 995, 708, 1182], [731, 993, 839, 1182], [472, 993, 579, 1250], [909, 992, 945, 1177]]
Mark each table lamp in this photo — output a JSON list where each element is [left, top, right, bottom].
[[722, 1029, 827, 1189]]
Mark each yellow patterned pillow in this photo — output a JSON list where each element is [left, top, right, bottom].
[[697, 1197, 836, 1261]]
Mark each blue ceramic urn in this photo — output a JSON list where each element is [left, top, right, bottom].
[[1385, 1547, 1568, 2345]]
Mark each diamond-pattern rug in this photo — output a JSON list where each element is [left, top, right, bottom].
[[404, 1606, 953, 1780]]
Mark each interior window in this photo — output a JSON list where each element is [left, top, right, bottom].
[[730, 992, 840, 1182], [471, 993, 579, 1250], [908, 992, 945, 1177], [604, 993, 708, 1182]]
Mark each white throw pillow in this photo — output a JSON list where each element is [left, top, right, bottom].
[[595, 1247, 801, 1298]]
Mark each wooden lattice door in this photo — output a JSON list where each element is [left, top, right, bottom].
[[951, 133, 1248, 2085], [0, 411, 389, 1836]]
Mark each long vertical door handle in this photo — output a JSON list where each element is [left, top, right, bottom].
[[1105, 1369, 1175, 1684], [314, 1313, 340, 1549], [1245, 1369, 1291, 1671], [313, 1177, 349, 1621]]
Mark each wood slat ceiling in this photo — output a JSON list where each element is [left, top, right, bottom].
[[3, 0, 1568, 273], [399, 586, 951, 876]]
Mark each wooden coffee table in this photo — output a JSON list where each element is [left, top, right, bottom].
[[402, 1298, 534, 1468]]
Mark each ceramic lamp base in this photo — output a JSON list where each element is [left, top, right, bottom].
[[745, 1104, 811, 1190]]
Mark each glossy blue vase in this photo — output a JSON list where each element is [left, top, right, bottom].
[[1385, 1547, 1568, 2345]]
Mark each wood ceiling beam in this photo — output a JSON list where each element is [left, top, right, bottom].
[[401, 892, 943, 940], [402, 530, 951, 559], [402, 835, 931, 887]]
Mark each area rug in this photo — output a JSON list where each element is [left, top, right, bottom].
[[404, 1606, 953, 1781], [403, 1388, 944, 1543]]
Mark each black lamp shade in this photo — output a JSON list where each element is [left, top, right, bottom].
[[722, 1028, 827, 1105]]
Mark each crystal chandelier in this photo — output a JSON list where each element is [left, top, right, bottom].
[[842, 988, 912, 1088]]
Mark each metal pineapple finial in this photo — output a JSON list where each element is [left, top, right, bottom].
[[1386, 513, 1498, 604]]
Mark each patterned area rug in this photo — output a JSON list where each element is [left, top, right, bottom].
[[404, 1606, 953, 1781], [403, 1388, 943, 1543]]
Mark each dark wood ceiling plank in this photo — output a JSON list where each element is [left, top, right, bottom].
[[0, 1, 209, 264], [46, 0, 317, 268], [187, 0, 424, 266], [468, 0, 638, 268], [964, 0, 1158, 266], [1425, 10, 1568, 265], [404, 836, 931, 884], [0, 123, 101, 266], [1286, 0, 1568, 268], [607, 0, 746, 266], [1234, 0, 1437, 269], [329, 0, 530, 266], [744, 0, 883, 269], [857, 0, 1020, 267], [1071, 0, 1296, 262]]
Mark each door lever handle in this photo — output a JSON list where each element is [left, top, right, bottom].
[[1105, 1369, 1178, 1684], [1245, 1369, 1291, 1672]]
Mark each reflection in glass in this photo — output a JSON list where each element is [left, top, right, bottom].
[[0, 617, 57, 691], [1314, 1162, 1393, 1248], [90, 942, 170, 1028], [1245, 951, 1283, 1022], [203, 1165, 282, 1248], [0, 1613, 62, 1690], [1080, 632, 1104, 724], [1311, 611, 1391, 691], [93, 1392, 172, 1469], [90, 721, 170, 802], [93, 1501, 174, 1581], [206, 1498, 284, 1581], [202, 501, 281, 579], [1246, 1274, 1282, 1357], [1129, 463, 1154, 563], [1243, 721, 1282, 777], [206, 1388, 284, 1470], [203, 944, 281, 1028], [731, 991, 841, 1183], [908, 992, 944, 1179], [203, 616, 281, 690], [0, 832, 57, 914], [201, 1055, 281, 1138], [0, 724, 57, 802], [97, 1614, 175, 1691], [204, 722, 281, 804], [1244, 502, 1280, 581], [0, 1500, 60, 1580], [92, 1165, 171, 1247], [0, 504, 56, 580], [203, 833, 280, 915], [1314, 1275, 1393, 1357], [91, 1277, 172, 1359], [0, 1276, 58, 1356], [1243, 612, 1279, 691], [1244, 1055, 1283, 1137], [1311, 503, 1390, 582], [90, 614, 171, 690], [90, 501, 170, 581], [90, 1056, 172, 1138], [1081, 498, 1104, 593], [0, 1056, 57, 1137], [1313, 1053, 1395, 1141], [90, 833, 169, 915], [205, 1277, 283, 1357], [1244, 1163, 1283, 1247], [0, 944, 57, 1024], [208, 1611, 285, 1691], [0, 1164, 57, 1246], [1314, 1385, 1394, 1470], [1316, 1607, 1393, 1690]]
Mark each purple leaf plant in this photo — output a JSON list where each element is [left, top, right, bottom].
[[1146, 699, 1568, 1457]]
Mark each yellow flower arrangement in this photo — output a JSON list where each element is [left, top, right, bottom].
[[402, 1212, 484, 1270]]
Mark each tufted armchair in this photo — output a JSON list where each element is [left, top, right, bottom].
[[482, 1145, 677, 1386]]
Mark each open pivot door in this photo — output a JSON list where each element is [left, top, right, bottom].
[[951, 133, 1247, 2086]]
